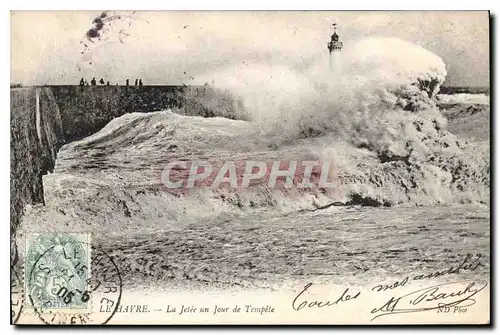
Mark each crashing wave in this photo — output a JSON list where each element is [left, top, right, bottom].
[[22, 37, 488, 233], [174, 37, 487, 207]]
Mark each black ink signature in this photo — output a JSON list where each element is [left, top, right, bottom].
[[292, 283, 361, 311], [371, 253, 483, 293], [411, 254, 483, 282], [372, 276, 409, 292], [370, 280, 488, 320]]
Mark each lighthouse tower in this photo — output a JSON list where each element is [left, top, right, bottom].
[[327, 23, 343, 72]]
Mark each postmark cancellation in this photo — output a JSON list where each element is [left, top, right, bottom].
[[24, 232, 92, 314]]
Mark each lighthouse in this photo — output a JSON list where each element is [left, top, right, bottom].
[[327, 23, 343, 72]]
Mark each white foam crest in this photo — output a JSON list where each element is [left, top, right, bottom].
[[437, 93, 490, 105]]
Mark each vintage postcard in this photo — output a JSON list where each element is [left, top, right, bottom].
[[10, 10, 490, 325]]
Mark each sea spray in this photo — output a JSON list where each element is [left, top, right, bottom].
[[16, 37, 489, 240], [182, 37, 487, 206]]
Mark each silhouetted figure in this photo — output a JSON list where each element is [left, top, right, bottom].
[[84, 80, 89, 85], [135, 79, 138, 86], [126, 79, 130, 86], [106, 81, 110, 86], [79, 78, 85, 86], [91, 77, 97, 85], [139, 79, 143, 86], [99, 78, 105, 85]]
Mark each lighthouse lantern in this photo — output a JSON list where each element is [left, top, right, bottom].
[[327, 23, 343, 52]]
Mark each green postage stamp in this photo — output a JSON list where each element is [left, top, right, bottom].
[[25, 232, 91, 313]]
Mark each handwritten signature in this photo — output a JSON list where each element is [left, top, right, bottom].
[[292, 283, 361, 311], [372, 253, 483, 293], [370, 280, 488, 320]]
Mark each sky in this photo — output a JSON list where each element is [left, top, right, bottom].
[[10, 11, 490, 87]]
